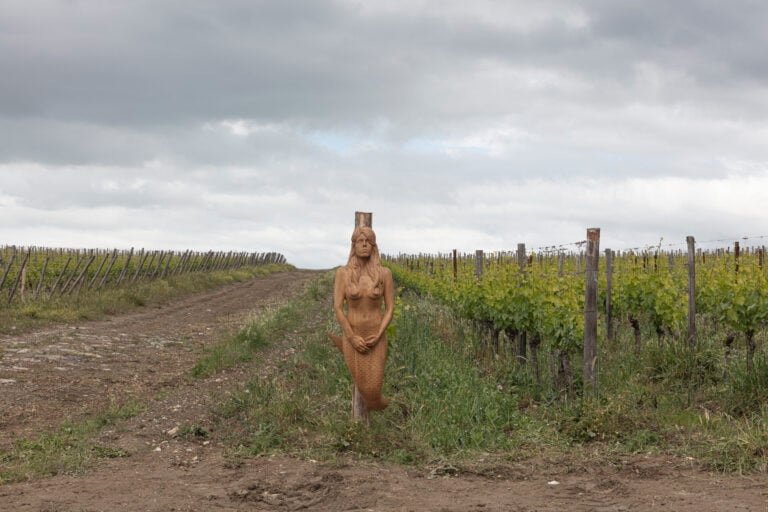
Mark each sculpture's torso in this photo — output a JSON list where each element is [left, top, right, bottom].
[[345, 273, 384, 335]]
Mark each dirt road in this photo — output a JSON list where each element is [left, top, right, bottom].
[[1, 269, 767, 511], [0, 269, 321, 447]]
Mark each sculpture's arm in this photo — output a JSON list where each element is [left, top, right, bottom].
[[333, 268, 354, 338], [366, 267, 395, 347]]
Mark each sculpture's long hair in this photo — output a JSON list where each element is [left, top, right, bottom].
[[346, 226, 383, 293]]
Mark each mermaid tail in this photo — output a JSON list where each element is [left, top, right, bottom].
[[328, 332, 344, 353], [327, 332, 389, 411]]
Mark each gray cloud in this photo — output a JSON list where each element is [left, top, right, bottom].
[[4, 1, 766, 127], [2, 1, 767, 267]]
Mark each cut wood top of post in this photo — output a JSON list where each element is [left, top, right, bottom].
[[355, 211, 372, 228]]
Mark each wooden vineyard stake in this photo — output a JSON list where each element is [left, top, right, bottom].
[[88, 252, 110, 290], [475, 250, 483, 280], [583, 228, 600, 397], [8, 251, 30, 304], [20, 264, 27, 302], [115, 247, 134, 286], [131, 249, 148, 283], [59, 252, 85, 295], [161, 251, 173, 278], [687, 236, 697, 347], [35, 253, 49, 298], [0, 251, 16, 292], [605, 248, 614, 341], [69, 254, 96, 295], [352, 211, 372, 423], [98, 249, 119, 290], [48, 255, 72, 298], [151, 251, 166, 280]]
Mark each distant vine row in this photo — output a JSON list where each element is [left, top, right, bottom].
[[0, 246, 287, 306]]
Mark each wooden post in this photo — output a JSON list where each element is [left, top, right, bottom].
[[191, 251, 208, 273], [60, 253, 85, 295], [0, 252, 16, 292], [352, 211, 372, 423], [475, 250, 484, 280], [161, 251, 174, 278], [35, 254, 49, 297], [49, 254, 73, 298], [72, 255, 97, 295], [734, 241, 740, 274], [516, 244, 526, 272], [115, 247, 134, 286], [20, 264, 27, 302], [8, 251, 30, 304], [98, 249, 119, 290], [452, 249, 457, 281], [605, 248, 614, 341], [131, 249, 148, 283], [142, 251, 158, 279], [516, 243, 527, 365], [583, 228, 600, 397], [687, 236, 696, 347]]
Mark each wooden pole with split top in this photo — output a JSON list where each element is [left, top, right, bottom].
[[352, 211, 372, 422]]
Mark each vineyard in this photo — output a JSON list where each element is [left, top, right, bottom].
[[0, 245, 286, 305], [383, 232, 768, 418]]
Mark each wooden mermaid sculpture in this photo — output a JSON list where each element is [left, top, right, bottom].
[[328, 226, 394, 411]]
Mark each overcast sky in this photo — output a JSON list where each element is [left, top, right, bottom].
[[2, 1, 767, 268]]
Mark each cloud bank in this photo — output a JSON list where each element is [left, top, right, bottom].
[[1, 0, 766, 267]]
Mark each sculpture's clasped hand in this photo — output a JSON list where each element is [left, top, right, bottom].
[[364, 333, 381, 348], [351, 335, 370, 353]]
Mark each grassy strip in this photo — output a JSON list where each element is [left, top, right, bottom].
[[0, 400, 143, 484], [0, 264, 293, 334], [190, 272, 328, 379], [214, 281, 768, 473], [213, 281, 556, 465]]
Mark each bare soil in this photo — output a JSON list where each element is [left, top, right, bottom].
[[1, 270, 767, 511]]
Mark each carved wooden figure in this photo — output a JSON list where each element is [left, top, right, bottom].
[[329, 226, 394, 413]]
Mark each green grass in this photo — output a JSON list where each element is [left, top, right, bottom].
[[190, 280, 312, 378], [0, 264, 295, 483], [0, 400, 142, 484], [213, 282, 557, 466], [6, 268, 765, 479], [0, 264, 294, 334], [211, 279, 768, 473], [523, 318, 768, 473]]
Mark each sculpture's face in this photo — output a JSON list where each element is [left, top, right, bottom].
[[354, 234, 372, 258]]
